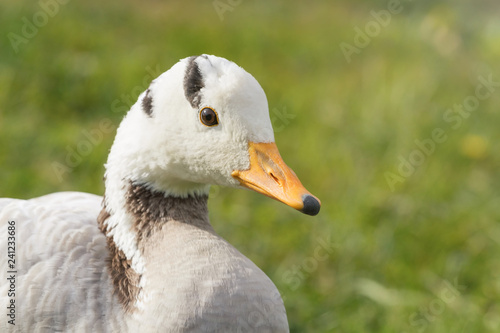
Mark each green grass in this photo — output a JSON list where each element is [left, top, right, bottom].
[[1, 0, 499, 331]]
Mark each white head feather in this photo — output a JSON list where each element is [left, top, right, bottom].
[[106, 54, 275, 197]]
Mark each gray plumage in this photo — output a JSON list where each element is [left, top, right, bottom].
[[0, 193, 126, 332], [0, 191, 288, 332]]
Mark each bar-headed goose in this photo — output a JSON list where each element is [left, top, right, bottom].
[[0, 55, 320, 332]]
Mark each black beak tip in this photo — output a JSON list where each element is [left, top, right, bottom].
[[301, 194, 321, 216]]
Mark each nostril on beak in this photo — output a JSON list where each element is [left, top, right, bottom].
[[301, 194, 321, 216], [269, 172, 280, 185]]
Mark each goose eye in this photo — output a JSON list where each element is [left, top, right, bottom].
[[200, 107, 219, 127]]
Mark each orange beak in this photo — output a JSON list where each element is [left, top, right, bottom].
[[231, 142, 321, 216]]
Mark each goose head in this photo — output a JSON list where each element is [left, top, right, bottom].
[[107, 54, 320, 215]]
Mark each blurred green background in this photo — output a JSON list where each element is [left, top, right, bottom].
[[1, 0, 499, 331]]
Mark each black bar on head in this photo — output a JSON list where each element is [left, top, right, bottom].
[[183, 56, 204, 109]]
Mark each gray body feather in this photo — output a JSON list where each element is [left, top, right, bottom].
[[0, 192, 288, 332]]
